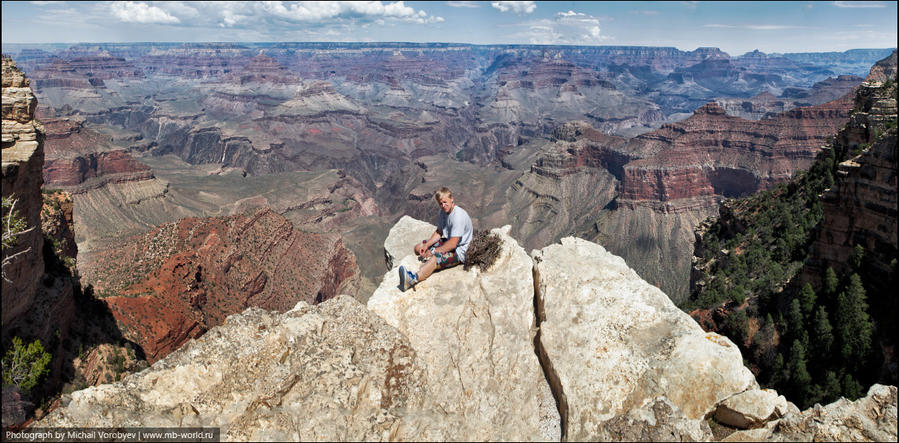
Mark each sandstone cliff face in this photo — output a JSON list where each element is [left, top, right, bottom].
[[803, 78, 898, 294], [620, 97, 853, 202], [80, 208, 361, 363], [38, 216, 898, 440], [1, 55, 45, 328], [865, 50, 898, 83]]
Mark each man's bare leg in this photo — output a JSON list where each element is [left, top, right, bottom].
[[417, 257, 437, 282]]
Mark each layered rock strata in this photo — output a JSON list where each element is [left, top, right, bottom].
[[82, 208, 362, 362], [803, 74, 898, 289], [1, 55, 45, 327], [620, 97, 853, 202]]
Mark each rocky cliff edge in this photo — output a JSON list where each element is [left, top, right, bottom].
[[38, 216, 898, 441]]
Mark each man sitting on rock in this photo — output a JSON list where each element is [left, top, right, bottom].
[[399, 187, 473, 291]]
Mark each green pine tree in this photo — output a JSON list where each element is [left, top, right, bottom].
[[823, 370, 841, 403], [812, 305, 834, 359], [841, 372, 864, 400], [835, 274, 873, 368], [824, 267, 839, 298], [788, 298, 808, 346], [789, 339, 812, 405], [799, 283, 817, 322]]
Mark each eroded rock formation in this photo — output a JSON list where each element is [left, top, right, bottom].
[[2, 54, 45, 327], [802, 67, 898, 294], [81, 208, 361, 363]]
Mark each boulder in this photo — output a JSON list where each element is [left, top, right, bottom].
[[383, 215, 436, 270], [368, 222, 560, 441], [38, 295, 452, 441], [723, 384, 898, 442], [532, 237, 757, 441], [714, 389, 792, 429]]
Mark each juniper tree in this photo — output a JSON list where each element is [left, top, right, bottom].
[[2, 337, 52, 395]]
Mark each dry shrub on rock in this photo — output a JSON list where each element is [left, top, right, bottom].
[[463, 230, 502, 272]]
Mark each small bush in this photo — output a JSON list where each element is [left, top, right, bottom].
[[463, 230, 502, 272], [2, 337, 52, 395]]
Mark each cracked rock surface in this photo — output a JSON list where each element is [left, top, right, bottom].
[[533, 237, 757, 441], [368, 221, 561, 441]]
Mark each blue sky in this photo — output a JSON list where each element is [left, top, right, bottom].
[[2, 1, 896, 55]]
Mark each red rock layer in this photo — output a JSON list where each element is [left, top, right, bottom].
[[620, 96, 853, 202], [223, 54, 300, 85], [43, 150, 152, 188], [136, 46, 251, 78], [29, 59, 96, 90], [63, 56, 144, 80], [40, 118, 153, 188], [84, 208, 362, 362]]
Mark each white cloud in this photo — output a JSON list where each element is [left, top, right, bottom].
[[447, 1, 481, 8], [160, 2, 200, 18], [255, 1, 441, 23], [110, 1, 180, 24], [491, 1, 536, 15], [704, 24, 803, 30], [508, 11, 611, 45], [832, 1, 887, 7], [117, 1, 443, 30]]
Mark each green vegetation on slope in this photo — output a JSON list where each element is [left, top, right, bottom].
[[681, 79, 898, 409]]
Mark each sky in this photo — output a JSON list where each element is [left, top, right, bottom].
[[1, 1, 896, 55]]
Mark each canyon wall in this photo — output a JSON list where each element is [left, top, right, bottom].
[[1, 55, 45, 328]]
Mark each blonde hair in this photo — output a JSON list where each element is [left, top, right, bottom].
[[434, 187, 453, 202]]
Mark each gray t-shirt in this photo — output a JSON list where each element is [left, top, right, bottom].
[[436, 205, 473, 262]]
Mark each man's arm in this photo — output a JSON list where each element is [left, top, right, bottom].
[[417, 230, 443, 257], [434, 236, 459, 254], [424, 230, 441, 248]]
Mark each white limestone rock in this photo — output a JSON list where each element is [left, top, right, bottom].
[[725, 384, 898, 442], [368, 224, 561, 441], [39, 295, 452, 441], [383, 215, 437, 270], [532, 237, 757, 441], [715, 389, 790, 429]]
